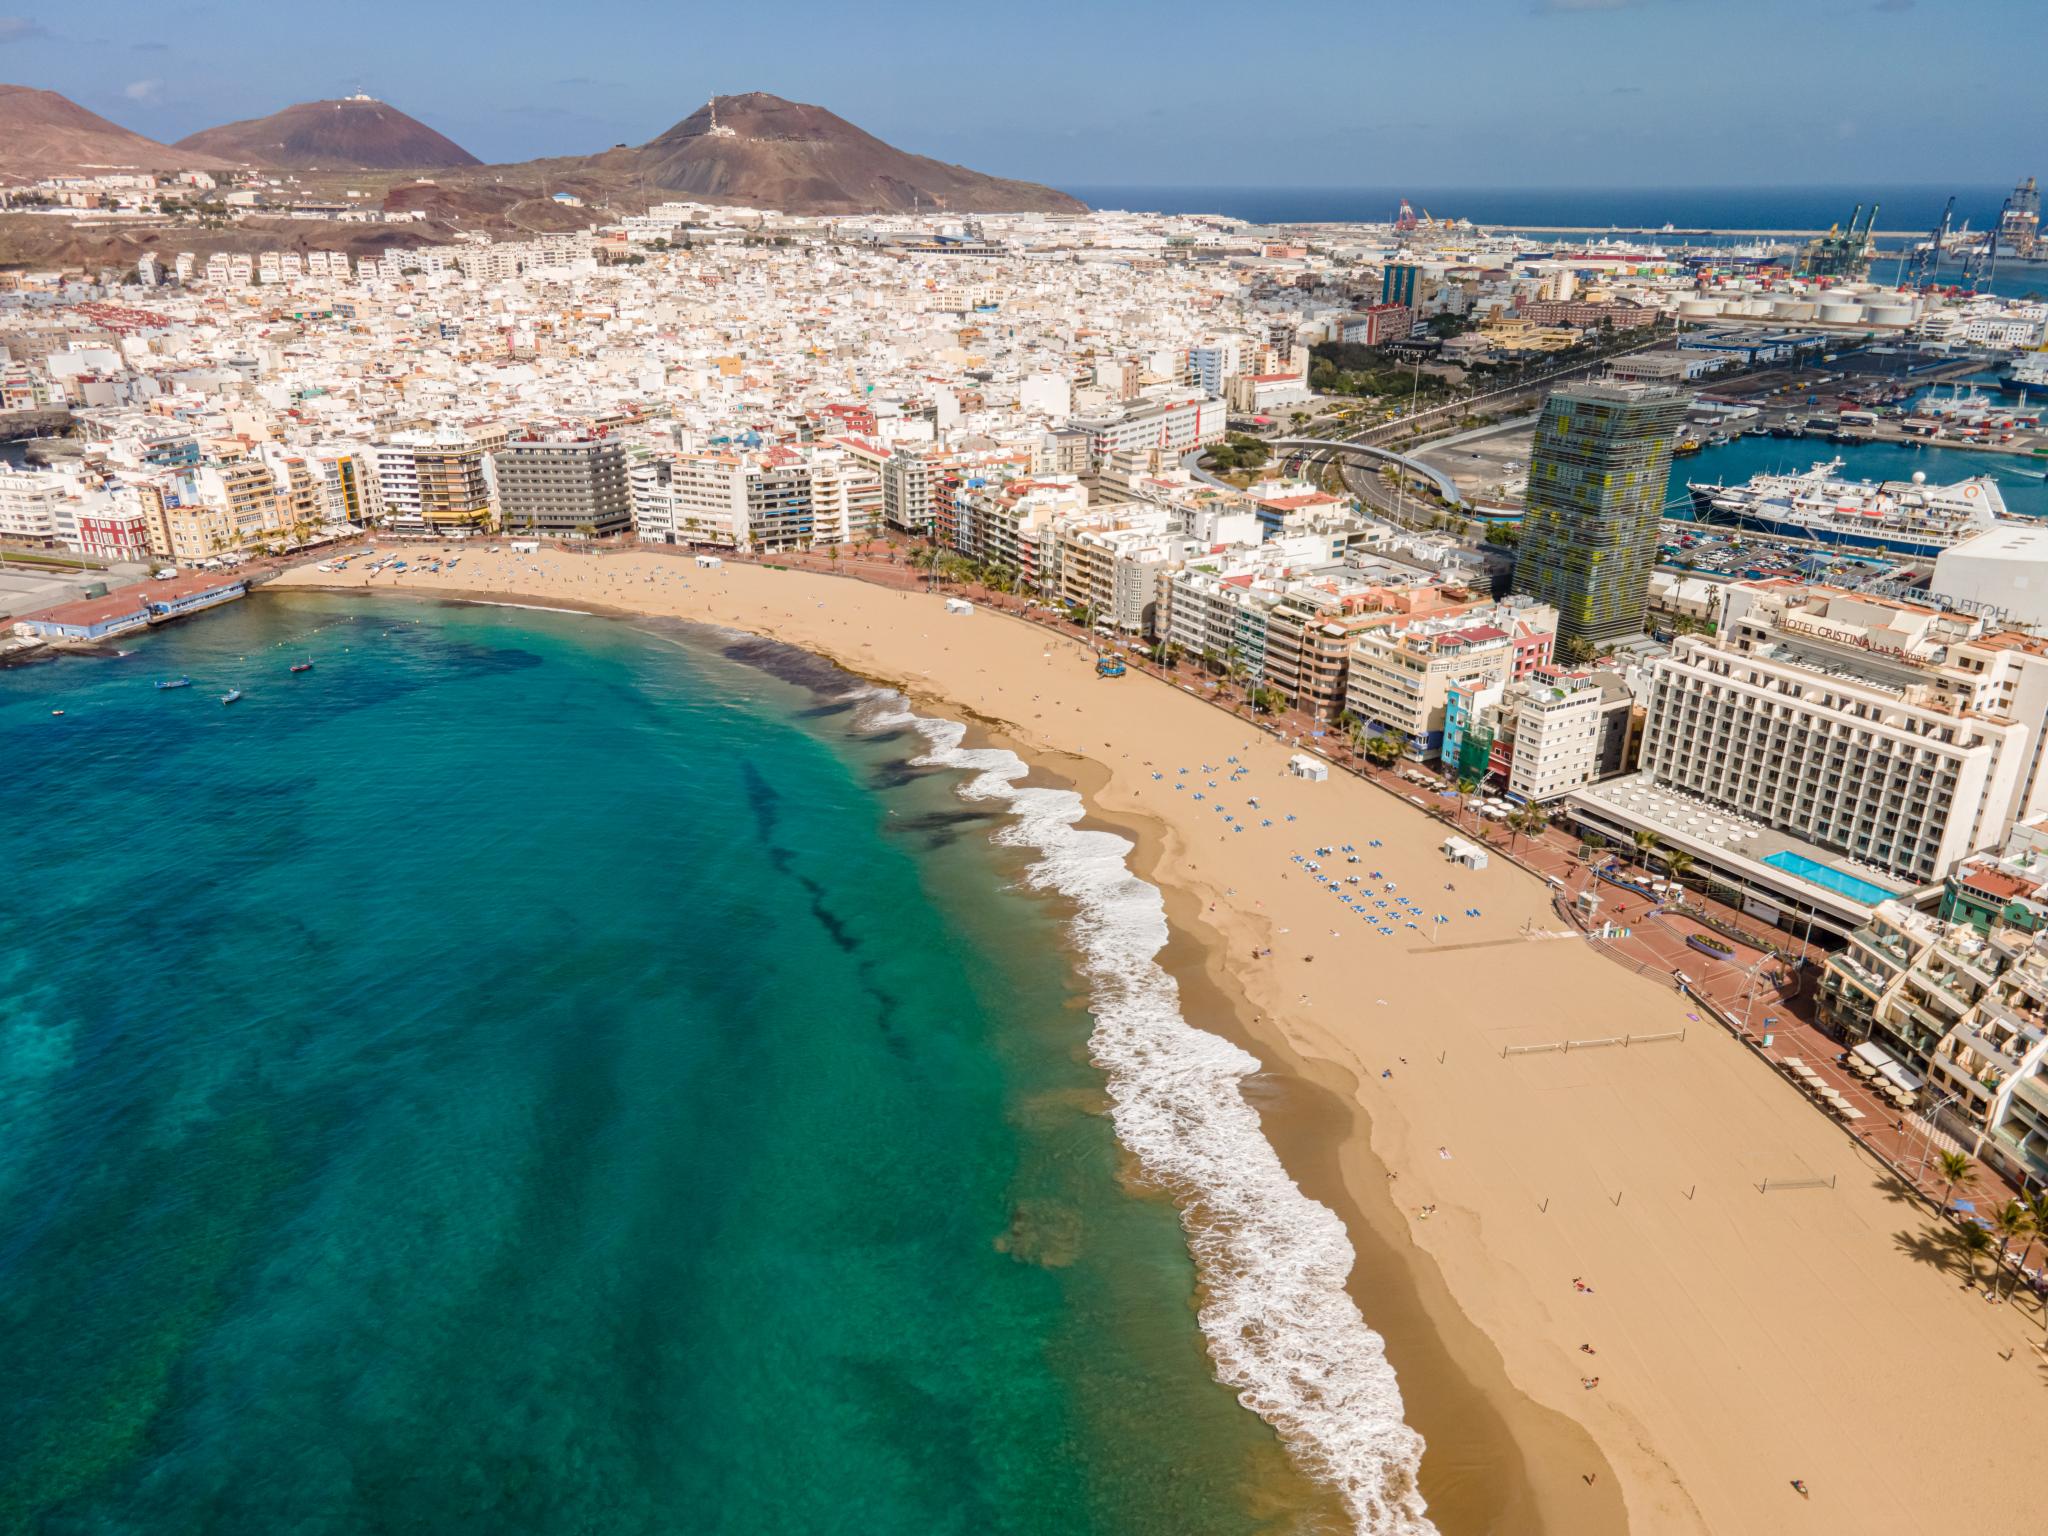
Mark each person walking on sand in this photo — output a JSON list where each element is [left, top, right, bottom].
[[1790, 1480, 1809, 1499]]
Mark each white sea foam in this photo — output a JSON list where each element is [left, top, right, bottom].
[[860, 691, 1434, 1535]]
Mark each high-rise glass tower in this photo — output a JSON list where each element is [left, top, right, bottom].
[[1512, 381, 1686, 649]]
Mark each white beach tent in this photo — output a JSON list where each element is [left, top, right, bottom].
[[945, 598, 973, 615], [695, 554, 724, 568], [1442, 835, 1489, 870], [1287, 754, 1329, 782]]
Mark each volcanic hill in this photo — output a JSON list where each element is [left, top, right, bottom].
[[587, 93, 1083, 215], [176, 95, 481, 171], [0, 83, 229, 181]]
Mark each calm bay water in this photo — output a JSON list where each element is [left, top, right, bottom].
[[0, 593, 1337, 1536], [1668, 434, 2048, 518]]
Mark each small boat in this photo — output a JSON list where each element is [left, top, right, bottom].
[[221, 689, 243, 706], [289, 659, 314, 674], [155, 677, 193, 690], [51, 708, 65, 716]]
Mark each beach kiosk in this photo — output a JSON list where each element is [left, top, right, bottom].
[[1286, 753, 1329, 782], [944, 597, 973, 615], [694, 554, 724, 569], [1442, 834, 1489, 871]]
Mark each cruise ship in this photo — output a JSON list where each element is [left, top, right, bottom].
[[2004, 351, 2048, 392], [1683, 459, 2014, 557]]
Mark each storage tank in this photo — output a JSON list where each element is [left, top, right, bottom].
[[1817, 298, 1863, 324], [1677, 297, 1722, 319], [1864, 302, 1915, 327]]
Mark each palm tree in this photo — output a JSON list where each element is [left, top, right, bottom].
[[1667, 850, 1695, 884], [2015, 1189, 2048, 1302], [1506, 804, 1549, 851], [1456, 776, 1479, 826], [1935, 1149, 1976, 1214], [1988, 1199, 2033, 1296], [1632, 828, 1660, 874], [1364, 734, 1403, 768]]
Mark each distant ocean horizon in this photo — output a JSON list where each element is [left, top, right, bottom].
[[1061, 183, 2023, 235]]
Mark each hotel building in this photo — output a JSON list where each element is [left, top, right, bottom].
[[1573, 583, 2048, 939]]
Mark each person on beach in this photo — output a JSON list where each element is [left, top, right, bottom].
[[1791, 1480, 1810, 1498]]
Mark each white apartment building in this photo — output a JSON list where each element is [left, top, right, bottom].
[[881, 449, 941, 535], [647, 451, 815, 550], [1346, 619, 1516, 754], [1163, 563, 1284, 678], [0, 467, 66, 546], [1635, 589, 2048, 885], [1506, 675, 1604, 803], [804, 447, 882, 544], [951, 475, 1087, 591], [1054, 508, 1185, 636], [1071, 391, 1227, 465]]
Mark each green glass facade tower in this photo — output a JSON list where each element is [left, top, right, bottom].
[[1512, 381, 1686, 649]]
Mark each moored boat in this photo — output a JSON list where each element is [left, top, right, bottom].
[[155, 677, 192, 690], [1684, 458, 2015, 558], [221, 688, 243, 706]]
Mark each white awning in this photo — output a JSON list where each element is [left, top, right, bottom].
[[1853, 1040, 1923, 1094]]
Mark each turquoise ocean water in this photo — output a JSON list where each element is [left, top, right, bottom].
[[0, 593, 1353, 1536]]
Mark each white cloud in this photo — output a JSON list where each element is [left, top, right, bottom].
[[0, 14, 52, 41], [122, 79, 162, 103]]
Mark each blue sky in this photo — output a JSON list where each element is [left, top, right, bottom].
[[1, 0, 2039, 188]]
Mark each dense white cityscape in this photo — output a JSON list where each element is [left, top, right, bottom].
[[9, 0, 2048, 1522]]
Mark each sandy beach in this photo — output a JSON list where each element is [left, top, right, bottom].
[[274, 548, 2044, 1535]]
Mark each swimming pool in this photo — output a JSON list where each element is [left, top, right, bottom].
[[1763, 850, 1900, 907]]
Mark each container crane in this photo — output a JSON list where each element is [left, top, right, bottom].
[[1902, 195, 1952, 288]]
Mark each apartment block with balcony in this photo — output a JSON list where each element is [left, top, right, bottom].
[[493, 437, 630, 539], [1575, 582, 2048, 940], [1822, 884, 2048, 1188]]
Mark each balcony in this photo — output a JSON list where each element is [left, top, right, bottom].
[[1931, 1052, 1997, 1104], [1918, 972, 1977, 1016], [1933, 944, 1999, 991], [1831, 950, 1891, 994], [2011, 1070, 2048, 1122], [1951, 1020, 2022, 1079], [1890, 997, 1953, 1050]]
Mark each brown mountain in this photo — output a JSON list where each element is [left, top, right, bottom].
[[597, 93, 1083, 215], [0, 83, 230, 182], [176, 96, 481, 171]]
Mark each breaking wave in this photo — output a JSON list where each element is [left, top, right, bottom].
[[859, 691, 1434, 1535]]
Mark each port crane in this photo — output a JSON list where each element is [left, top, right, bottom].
[[1960, 196, 2008, 288], [1902, 195, 1953, 288]]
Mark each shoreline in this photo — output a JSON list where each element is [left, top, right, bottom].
[[271, 576, 1572, 1528], [263, 552, 2046, 1535], [1066, 770, 1626, 1535]]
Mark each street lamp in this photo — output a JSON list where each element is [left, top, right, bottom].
[[1740, 951, 1777, 1034], [1913, 1087, 1963, 1188]]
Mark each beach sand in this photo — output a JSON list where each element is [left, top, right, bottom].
[[275, 550, 2044, 1534]]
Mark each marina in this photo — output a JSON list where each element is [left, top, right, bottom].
[[1664, 434, 2048, 527]]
